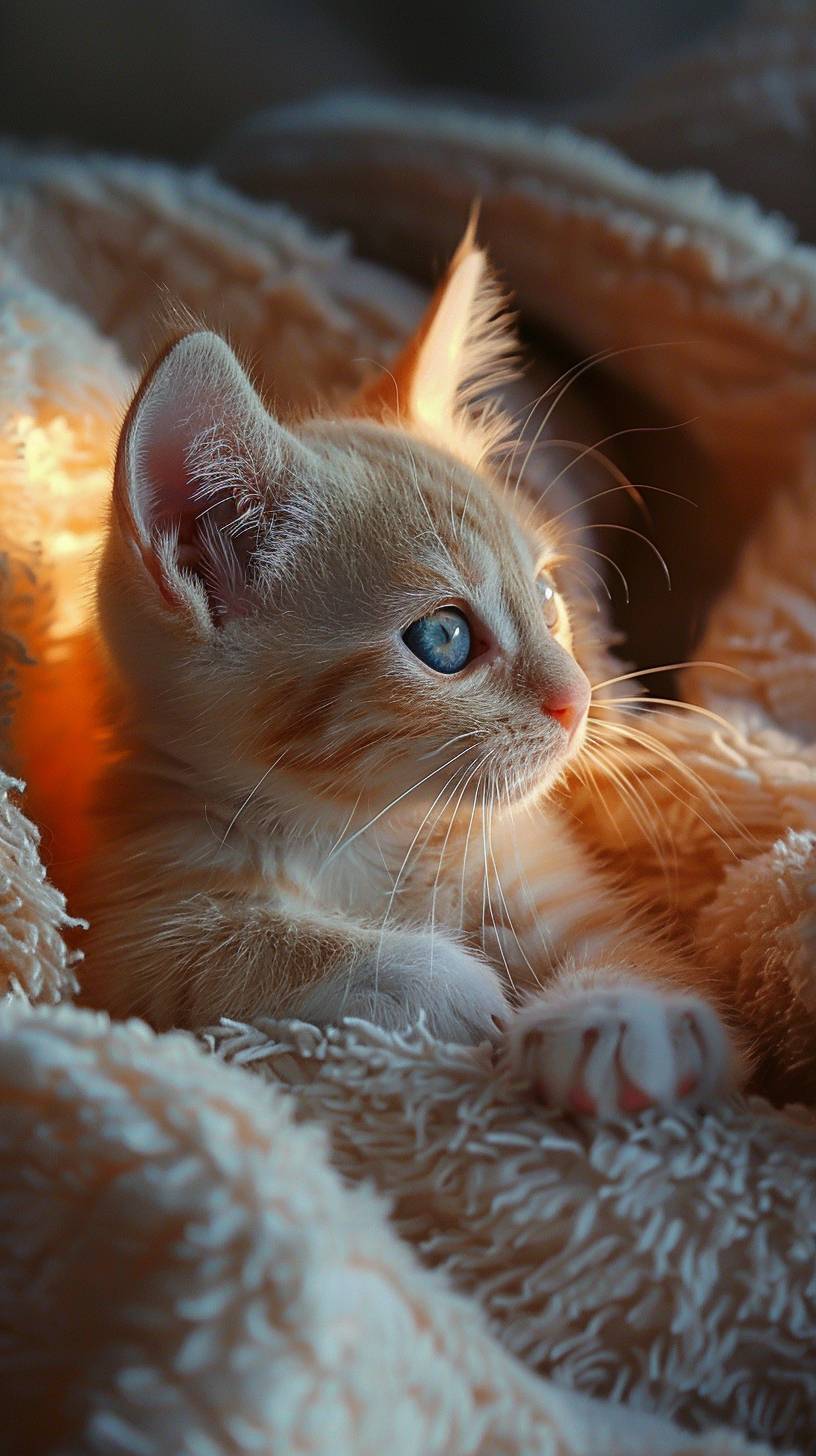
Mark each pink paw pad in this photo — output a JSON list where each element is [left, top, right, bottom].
[[568, 1081, 598, 1115], [616, 1068, 655, 1114], [508, 985, 733, 1118]]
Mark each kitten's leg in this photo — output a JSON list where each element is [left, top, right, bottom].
[[480, 816, 742, 1115], [85, 885, 507, 1044], [292, 924, 508, 1045]]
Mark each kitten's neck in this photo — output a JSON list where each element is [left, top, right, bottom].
[[98, 731, 481, 869]]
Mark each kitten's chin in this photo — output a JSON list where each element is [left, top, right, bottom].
[[504, 731, 584, 808]]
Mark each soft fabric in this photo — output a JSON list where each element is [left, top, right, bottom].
[[211, 1015, 816, 1448], [0, 998, 776, 1456], [0, 770, 77, 1004], [578, 0, 816, 247], [3, 19, 816, 1451]]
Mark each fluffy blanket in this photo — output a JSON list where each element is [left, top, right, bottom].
[[3, 14, 816, 1454]]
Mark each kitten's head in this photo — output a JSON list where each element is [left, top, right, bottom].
[[100, 227, 593, 832]]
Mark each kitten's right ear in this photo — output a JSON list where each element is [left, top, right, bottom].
[[113, 331, 303, 626], [351, 212, 514, 464]]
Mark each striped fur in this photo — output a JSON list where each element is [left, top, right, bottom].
[[79, 234, 740, 1116]]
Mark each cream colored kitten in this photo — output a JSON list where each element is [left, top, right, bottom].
[[80, 229, 739, 1116]]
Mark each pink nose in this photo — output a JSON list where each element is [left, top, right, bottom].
[[543, 677, 590, 739]]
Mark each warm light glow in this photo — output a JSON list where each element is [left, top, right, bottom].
[[14, 414, 109, 641], [1, 405, 117, 890]]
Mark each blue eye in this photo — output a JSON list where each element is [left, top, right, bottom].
[[403, 607, 472, 674]]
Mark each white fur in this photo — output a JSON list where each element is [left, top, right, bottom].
[[293, 929, 508, 1044]]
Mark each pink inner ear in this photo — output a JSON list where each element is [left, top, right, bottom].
[[144, 428, 199, 532], [116, 332, 300, 622], [122, 362, 259, 622]]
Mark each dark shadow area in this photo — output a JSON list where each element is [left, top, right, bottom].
[[0, 0, 741, 161]]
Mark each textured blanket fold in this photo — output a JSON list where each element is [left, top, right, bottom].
[[211, 1016, 816, 1444], [0, 1001, 779, 1456], [3, 17, 816, 1453]]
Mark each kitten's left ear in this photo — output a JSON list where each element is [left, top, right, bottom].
[[113, 331, 310, 627], [353, 211, 515, 460]]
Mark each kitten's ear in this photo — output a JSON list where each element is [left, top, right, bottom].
[[353, 213, 514, 457], [113, 332, 303, 626]]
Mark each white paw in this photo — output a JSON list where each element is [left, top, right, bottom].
[[292, 930, 509, 1045], [503, 983, 736, 1117]]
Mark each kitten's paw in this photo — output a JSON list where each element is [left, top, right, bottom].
[[293, 931, 508, 1046], [503, 983, 737, 1117]]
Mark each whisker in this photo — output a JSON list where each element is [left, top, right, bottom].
[[486, 782, 537, 984], [570, 754, 627, 850], [572, 542, 631, 604], [504, 768, 552, 987], [480, 761, 518, 996], [429, 754, 488, 953], [351, 358, 402, 421], [533, 417, 698, 508], [598, 695, 742, 735], [593, 735, 738, 863], [418, 730, 479, 763], [562, 557, 610, 610], [592, 661, 752, 692], [513, 436, 646, 518], [594, 737, 696, 883], [219, 751, 288, 845], [565, 521, 672, 589], [459, 755, 484, 932], [501, 340, 688, 499], [547, 477, 696, 529], [584, 733, 679, 878], [326, 742, 476, 862], [323, 787, 366, 863], [587, 716, 748, 852], [373, 752, 480, 995], [583, 734, 670, 867]]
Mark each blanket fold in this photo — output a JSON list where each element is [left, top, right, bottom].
[[211, 1015, 816, 1446], [0, 1000, 770, 1456]]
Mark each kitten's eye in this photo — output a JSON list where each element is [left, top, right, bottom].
[[403, 607, 472, 674], [537, 572, 560, 630]]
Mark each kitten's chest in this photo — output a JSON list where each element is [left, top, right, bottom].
[[275, 828, 466, 927]]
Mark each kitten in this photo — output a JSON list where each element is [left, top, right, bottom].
[[79, 227, 738, 1117]]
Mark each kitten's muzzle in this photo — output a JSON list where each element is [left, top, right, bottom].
[[542, 675, 591, 743]]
